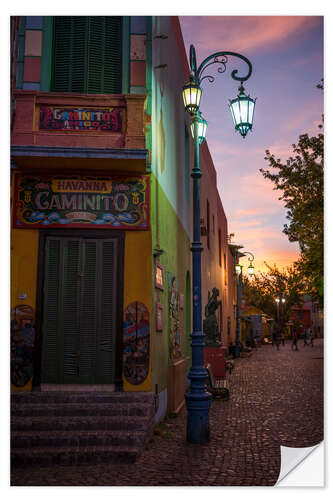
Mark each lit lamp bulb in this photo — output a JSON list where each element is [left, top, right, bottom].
[[275, 298, 280, 303], [235, 264, 241, 275], [229, 84, 256, 138], [190, 112, 208, 144], [182, 79, 202, 114], [248, 262, 255, 276]]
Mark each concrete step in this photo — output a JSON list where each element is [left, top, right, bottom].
[[11, 444, 140, 466], [11, 402, 151, 418], [11, 391, 154, 405], [11, 414, 150, 432], [11, 391, 155, 466], [11, 429, 145, 449]]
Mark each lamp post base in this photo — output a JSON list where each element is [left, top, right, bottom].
[[185, 391, 212, 443], [234, 344, 241, 358]]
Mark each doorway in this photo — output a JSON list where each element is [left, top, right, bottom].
[[36, 231, 124, 388]]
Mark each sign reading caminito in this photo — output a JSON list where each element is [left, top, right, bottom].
[[39, 106, 123, 132], [14, 176, 149, 230]]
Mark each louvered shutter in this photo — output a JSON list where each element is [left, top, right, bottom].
[[96, 239, 117, 383], [78, 240, 98, 383], [52, 16, 122, 94], [41, 236, 118, 385], [97, 16, 122, 94], [62, 239, 81, 382], [41, 238, 61, 383], [86, 17, 105, 94], [52, 16, 86, 93]]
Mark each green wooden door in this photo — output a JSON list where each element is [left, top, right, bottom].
[[41, 236, 118, 385]]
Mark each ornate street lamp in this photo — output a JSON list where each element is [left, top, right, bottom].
[[275, 296, 285, 336], [247, 262, 255, 276], [244, 252, 255, 277], [182, 44, 256, 444], [182, 78, 202, 113], [229, 84, 256, 138], [190, 112, 207, 144], [235, 250, 255, 358]]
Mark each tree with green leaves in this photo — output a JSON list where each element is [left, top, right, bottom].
[[260, 82, 323, 305], [242, 264, 305, 330]]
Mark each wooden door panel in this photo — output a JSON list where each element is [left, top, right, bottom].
[[41, 235, 119, 385]]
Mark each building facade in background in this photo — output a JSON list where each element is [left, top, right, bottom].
[[10, 15, 234, 421]]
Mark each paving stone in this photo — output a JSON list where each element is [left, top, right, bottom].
[[11, 339, 323, 486]]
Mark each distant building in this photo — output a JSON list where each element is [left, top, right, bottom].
[[241, 305, 273, 343], [289, 296, 323, 337]]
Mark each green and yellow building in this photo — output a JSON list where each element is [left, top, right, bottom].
[[10, 16, 234, 420]]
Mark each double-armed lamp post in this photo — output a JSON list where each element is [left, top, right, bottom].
[[235, 251, 255, 358], [275, 296, 286, 336], [182, 45, 256, 444]]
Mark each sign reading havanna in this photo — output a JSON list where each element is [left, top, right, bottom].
[[14, 176, 149, 230]]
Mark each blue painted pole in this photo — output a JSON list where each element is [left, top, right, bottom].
[[235, 266, 242, 358], [185, 111, 212, 444]]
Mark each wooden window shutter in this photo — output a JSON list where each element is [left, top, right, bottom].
[[52, 16, 87, 93], [96, 239, 117, 383], [62, 239, 81, 381], [41, 238, 61, 383], [52, 16, 122, 94], [100, 16, 122, 94], [78, 240, 98, 382]]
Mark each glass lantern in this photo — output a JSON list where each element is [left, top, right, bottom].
[[190, 112, 208, 144], [229, 84, 256, 138], [248, 262, 255, 276], [182, 79, 202, 114]]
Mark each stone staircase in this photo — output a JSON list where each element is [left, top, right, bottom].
[[11, 391, 155, 467]]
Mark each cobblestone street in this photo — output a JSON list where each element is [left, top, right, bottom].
[[11, 339, 323, 486]]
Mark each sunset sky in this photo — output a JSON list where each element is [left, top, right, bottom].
[[179, 16, 324, 273]]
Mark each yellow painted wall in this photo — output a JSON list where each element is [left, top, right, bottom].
[[123, 230, 152, 392], [11, 229, 39, 391], [11, 227, 153, 392], [242, 306, 264, 317], [11, 229, 39, 310]]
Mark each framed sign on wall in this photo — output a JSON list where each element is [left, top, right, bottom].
[[13, 175, 150, 230], [155, 262, 164, 290]]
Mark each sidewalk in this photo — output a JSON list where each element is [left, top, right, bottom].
[[11, 339, 323, 486]]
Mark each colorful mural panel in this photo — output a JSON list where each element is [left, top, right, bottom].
[[168, 274, 182, 360], [13, 175, 150, 230], [39, 106, 124, 132], [123, 302, 150, 385], [11, 305, 35, 390]]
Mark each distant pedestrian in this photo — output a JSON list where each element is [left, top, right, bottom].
[[272, 326, 280, 350], [309, 328, 314, 347], [291, 327, 298, 351], [303, 329, 308, 347]]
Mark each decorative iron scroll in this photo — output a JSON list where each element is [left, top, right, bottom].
[[189, 44, 252, 87]]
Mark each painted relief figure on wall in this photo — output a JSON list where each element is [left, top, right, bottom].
[[123, 302, 150, 385], [169, 275, 182, 360], [203, 287, 222, 346], [11, 305, 35, 390]]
